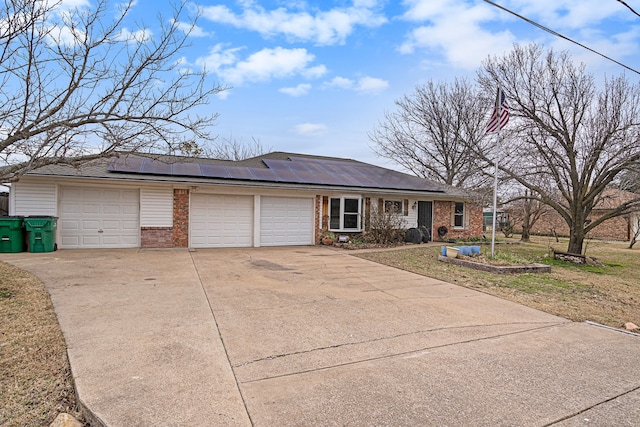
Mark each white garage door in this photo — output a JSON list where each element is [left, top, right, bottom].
[[59, 187, 140, 248], [260, 196, 314, 246], [190, 194, 253, 248]]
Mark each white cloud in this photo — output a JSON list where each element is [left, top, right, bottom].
[[398, 0, 639, 70], [293, 123, 328, 135], [355, 76, 388, 93], [196, 45, 327, 86], [325, 76, 354, 89], [199, 2, 387, 45], [324, 76, 389, 94], [508, 0, 626, 29], [58, 0, 90, 8], [279, 83, 312, 96], [195, 44, 243, 74], [173, 20, 211, 37], [399, 0, 515, 69], [116, 28, 153, 43]]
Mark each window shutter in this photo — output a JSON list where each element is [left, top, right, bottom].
[[378, 198, 383, 214], [364, 197, 371, 230], [403, 199, 409, 216]]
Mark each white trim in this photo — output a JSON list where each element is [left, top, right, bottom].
[[453, 201, 466, 229], [328, 195, 363, 232]]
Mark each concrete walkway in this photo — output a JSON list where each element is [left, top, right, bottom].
[[3, 246, 640, 426]]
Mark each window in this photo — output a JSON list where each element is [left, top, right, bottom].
[[329, 197, 362, 231], [454, 202, 465, 228], [384, 200, 403, 214]]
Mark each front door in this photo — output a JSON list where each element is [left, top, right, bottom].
[[417, 201, 433, 241]]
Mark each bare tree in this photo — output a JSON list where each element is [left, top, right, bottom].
[[0, 0, 225, 182], [369, 78, 491, 188], [504, 189, 549, 242], [477, 44, 640, 254], [629, 215, 640, 249], [618, 163, 640, 193], [210, 136, 272, 161]]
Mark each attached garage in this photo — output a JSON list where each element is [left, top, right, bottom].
[[190, 194, 253, 248], [260, 196, 314, 246], [59, 186, 140, 248]]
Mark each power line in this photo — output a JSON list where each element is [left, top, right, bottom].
[[616, 0, 640, 18], [483, 0, 640, 76]]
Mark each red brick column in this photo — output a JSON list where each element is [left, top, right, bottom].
[[173, 189, 189, 247], [314, 195, 323, 244], [433, 201, 451, 241]]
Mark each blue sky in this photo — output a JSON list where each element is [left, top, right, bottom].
[[123, 0, 640, 167]]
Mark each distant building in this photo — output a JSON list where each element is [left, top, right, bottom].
[[482, 208, 510, 233]]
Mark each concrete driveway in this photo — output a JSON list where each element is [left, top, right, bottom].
[[3, 246, 640, 426]]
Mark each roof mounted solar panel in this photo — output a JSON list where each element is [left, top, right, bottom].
[[249, 168, 279, 181], [141, 159, 172, 175], [108, 156, 144, 173], [199, 164, 231, 179], [105, 154, 448, 193], [171, 162, 202, 177], [224, 166, 256, 180]]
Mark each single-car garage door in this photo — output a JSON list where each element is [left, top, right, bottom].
[[190, 194, 253, 248], [59, 187, 140, 248], [260, 196, 314, 246]]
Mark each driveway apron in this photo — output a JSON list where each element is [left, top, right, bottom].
[[3, 246, 640, 426]]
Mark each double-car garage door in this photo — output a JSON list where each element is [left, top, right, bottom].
[[187, 194, 314, 248]]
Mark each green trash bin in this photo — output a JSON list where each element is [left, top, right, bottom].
[[0, 216, 25, 253], [24, 216, 58, 253]]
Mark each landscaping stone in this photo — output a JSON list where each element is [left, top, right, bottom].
[[437, 255, 551, 274]]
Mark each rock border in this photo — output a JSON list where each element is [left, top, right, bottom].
[[437, 255, 551, 274]]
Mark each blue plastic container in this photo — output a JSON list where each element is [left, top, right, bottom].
[[470, 246, 481, 255], [441, 246, 447, 256], [456, 246, 471, 256]]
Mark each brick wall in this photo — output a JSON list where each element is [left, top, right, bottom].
[[528, 209, 630, 240], [314, 195, 323, 244], [433, 200, 483, 241], [173, 189, 189, 247], [141, 227, 174, 248]]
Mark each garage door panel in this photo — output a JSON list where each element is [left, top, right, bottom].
[[260, 197, 313, 246], [82, 220, 100, 230], [83, 204, 100, 214], [60, 187, 140, 249], [190, 194, 253, 248], [81, 236, 100, 246], [102, 220, 121, 230]]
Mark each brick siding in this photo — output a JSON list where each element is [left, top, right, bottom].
[[141, 227, 174, 248], [173, 189, 189, 247], [314, 195, 323, 244], [433, 200, 483, 241], [527, 210, 630, 240]]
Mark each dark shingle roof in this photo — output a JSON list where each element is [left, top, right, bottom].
[[26, 152, 472, 198]]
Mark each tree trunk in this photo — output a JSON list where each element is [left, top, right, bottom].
[[520, 200, 531, 242], [568, 223, 585, 254]]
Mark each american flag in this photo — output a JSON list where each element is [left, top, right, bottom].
[[486, 88, 509, 133]]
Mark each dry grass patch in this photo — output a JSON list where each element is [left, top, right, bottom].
[[0, 261, 80, 426], [355, 237, 640, 329]]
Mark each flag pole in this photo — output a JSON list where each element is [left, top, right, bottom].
[[490, 89, 502, 259], [491, 148, 498, 258]]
